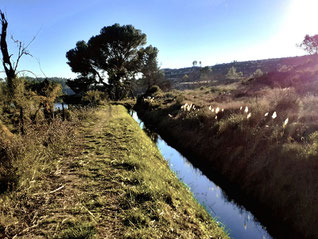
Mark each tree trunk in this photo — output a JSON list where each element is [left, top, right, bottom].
[[0, 12, 16, 93]]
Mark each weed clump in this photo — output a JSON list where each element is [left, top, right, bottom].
[[54, 221, 96, 239]]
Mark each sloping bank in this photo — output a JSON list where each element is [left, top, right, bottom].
[[80, 105, 228, 238], [134, 93, 318, 239]]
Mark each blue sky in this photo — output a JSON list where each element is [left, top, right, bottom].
[[1, 0, 317, 78]]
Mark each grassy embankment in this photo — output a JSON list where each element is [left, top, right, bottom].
[[0, 104, 228, 238], [135, 59, 318, 239]]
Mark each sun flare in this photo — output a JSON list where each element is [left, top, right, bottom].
[[284, 0, 318, 38], [239, 0, 318, 60]]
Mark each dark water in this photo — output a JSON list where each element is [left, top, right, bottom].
[[131, 111, 271, 239]]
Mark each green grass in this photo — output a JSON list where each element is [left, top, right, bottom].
[[54, 221, 96, 239], [0, 104, 228, 238], [82, 105, 228, 238]]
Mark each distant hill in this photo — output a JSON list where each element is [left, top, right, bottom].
[[163, 55, 318, 90]]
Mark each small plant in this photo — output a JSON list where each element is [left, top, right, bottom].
[[54, 221, 96, 239]]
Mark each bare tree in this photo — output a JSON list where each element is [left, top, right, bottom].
[[0, 11, 15, 91], [0, 10, 34, 93]]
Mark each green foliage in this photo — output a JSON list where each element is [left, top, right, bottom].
[[66, 24, 160, 100], [30, 79, 63, 121], [24, 77, 74, 95], [67, 77, 96, 95], [82, 90, 106, 105], [97, 105, 228, 238], [54, 221, 96, 239]]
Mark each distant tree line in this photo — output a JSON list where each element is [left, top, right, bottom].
[[24, 77, 74, 95]]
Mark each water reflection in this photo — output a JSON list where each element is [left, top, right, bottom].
[[130, 110, 272, 239]]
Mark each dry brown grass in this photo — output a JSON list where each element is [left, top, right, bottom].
[[0, 110, 82, 237]]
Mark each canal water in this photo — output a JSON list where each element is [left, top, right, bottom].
[[131, 111, 272, 239], [54, 103, 68, 110]]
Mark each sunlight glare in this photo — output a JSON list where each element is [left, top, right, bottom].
[[284, 0, 318, 39], [237, 0, 318, 61]]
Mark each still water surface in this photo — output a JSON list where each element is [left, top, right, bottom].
[[131, 111, 272, 239]]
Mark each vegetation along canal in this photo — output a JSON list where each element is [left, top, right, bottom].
[[130, 110, 272, 239]]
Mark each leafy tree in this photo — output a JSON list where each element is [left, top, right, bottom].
[[299, 34, 318, 55], [137, 45, 170, 91], [192, 60, 198, 67], [66, 77, 95, 94], [66, 24, 159, 100]]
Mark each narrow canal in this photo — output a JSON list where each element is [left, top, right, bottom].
[[131, 111, 272, 239]]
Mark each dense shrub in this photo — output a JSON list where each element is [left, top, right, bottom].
[[82, 90, 107, 105]]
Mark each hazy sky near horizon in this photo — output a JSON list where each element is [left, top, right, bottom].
[[1, 0, 317, 78]]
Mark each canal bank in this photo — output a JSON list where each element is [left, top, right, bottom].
[[130, 110, 271, 239], [134, 94, 317, 239], [90, 104, 229, 238]]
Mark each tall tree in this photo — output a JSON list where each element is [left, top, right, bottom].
[[66, 24, 159, 100]]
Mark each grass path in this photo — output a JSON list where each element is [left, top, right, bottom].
[[6, 105, 228, 238]]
